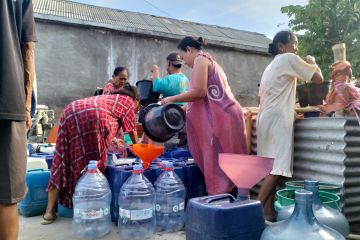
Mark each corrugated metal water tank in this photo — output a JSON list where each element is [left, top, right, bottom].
[[250, 117, 360, 227], [292, 117, 360, 225]]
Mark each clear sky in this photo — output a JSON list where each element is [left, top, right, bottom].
[[71, 0, 308, 39]]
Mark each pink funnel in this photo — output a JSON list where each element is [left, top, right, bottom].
[[219, 154, 273, 200]]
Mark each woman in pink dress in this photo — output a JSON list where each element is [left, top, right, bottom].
[[161, 36, 247, 194]]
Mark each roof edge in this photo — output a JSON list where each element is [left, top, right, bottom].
[[34, 13, 270, 55]]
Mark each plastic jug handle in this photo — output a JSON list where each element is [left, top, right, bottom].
[[205, 194, 235, 204]]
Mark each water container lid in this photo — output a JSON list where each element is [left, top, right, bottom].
[[133, 164, 143, 170], [295, 189, 313, 201], [89, 160, 98, 165], [304, 179, 318, 187], [88, 163, 97, 169], [165, 161, 173, 168]]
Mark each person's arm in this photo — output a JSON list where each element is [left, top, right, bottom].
[[318, 103, 345, 113], [150, 65, 160, 81], [21, 41, 36, 130], [310, 71, 323, 84], [103, 82, 114, 95], [128, 130, 138, 144], [161, 56, 209, 104], [304, 55, 323, 84], [21, 0, 36, 130], [289, 54, 324, 86], [119, 98, 138, 143]]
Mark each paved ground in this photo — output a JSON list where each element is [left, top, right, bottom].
[[19, 215, 360, 240], [19, 216, 185, 240]]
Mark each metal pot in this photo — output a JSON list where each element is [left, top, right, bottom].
[[141, 103, 185, 142]]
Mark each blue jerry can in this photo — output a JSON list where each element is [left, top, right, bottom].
[[19, 169, 50, 217], [184, 162, 207, 199], [186, 194, 265, 240]]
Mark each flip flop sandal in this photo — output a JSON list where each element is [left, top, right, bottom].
[[40, 214, 57, 225]]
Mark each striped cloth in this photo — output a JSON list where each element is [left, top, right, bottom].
[[47, 94, 135, 208]]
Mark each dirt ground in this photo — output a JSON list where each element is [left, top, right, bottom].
[[19, 215, 185, 240]]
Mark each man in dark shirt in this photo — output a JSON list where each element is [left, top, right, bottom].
[[0, 0, 36, 239]]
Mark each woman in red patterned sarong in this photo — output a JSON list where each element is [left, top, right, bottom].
[[41, 85, 139, 224]]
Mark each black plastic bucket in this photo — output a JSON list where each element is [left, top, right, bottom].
[[297, 81, 331, 117], [297, 81, 331, 107], [136, 80, 160, 106]]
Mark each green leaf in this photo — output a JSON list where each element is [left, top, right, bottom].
[[282, 0, 360, 79]]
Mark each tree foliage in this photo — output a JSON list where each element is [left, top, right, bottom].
[[282, 0, 360, 79]]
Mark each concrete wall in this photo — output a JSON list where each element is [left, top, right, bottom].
[[34, 20, 271, 118]]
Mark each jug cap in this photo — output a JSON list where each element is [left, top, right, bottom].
[[164, 161, 174, 168], [89, 160, 98, 165], [304, 180, 318, 187], [133, 164, 143, 171], [88, 163, 97, 170], [295, 189, 312, 201]]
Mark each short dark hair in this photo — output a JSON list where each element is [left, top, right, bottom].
[[268, 31, 295, 56], [177, 36, 207, 51], [113, 66, 129, 77], [166, 52, 183, 68], [111, 83, 139, 101]]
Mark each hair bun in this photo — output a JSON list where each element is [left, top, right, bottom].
[[197, 37, 207, 46], [268, 43, 275, 55]]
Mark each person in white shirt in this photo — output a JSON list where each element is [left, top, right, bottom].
[[256, 30, 323, 221]]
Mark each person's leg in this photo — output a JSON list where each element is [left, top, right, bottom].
[[0, 120, 27, 239], [43, 188, 59, 220], [0, 204, 19, 240], [263, 190, 276, 219], [258, 174, 282, 220]]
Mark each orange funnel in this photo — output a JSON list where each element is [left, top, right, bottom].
[[219, 154, 273, 189], [131, 143, 164, 169]]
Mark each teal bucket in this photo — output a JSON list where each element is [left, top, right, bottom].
[[58, 204, 73, 218], [275, 189, 340, 212], [285, 181, 342, 197]]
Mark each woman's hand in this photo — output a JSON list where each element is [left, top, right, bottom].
[[150, 65, 160, 81], [112, 137, 126, 150], [150, 65, 159, 72], [305, 55, 316, 65], [317, 104, 340, 113], [160, 96, 175, 105]]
